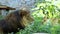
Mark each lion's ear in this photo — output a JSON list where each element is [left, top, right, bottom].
[[19, 10, 29, 17]]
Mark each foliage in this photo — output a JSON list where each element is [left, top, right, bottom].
[[16, 0, 60, 34], [0, 15, 4, 20]]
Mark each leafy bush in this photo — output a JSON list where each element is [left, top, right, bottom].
[[17, 0, 60, 34]]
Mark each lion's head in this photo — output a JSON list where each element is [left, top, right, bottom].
[[19, 9, 34, 27], [4, 7, 34, 29]]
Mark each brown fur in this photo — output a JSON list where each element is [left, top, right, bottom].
[[0, 9, 33, 34]]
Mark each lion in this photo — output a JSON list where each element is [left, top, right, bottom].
[[0, 8, 34, 34]]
